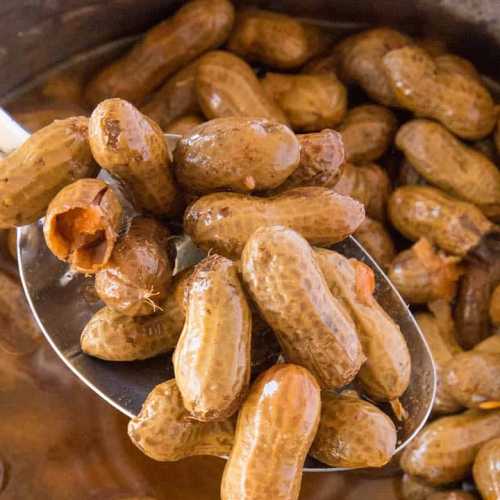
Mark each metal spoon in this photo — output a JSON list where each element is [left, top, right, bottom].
[[1, 108, 435, 471]]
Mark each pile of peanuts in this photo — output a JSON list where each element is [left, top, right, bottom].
[[1, 0, 500, 499]]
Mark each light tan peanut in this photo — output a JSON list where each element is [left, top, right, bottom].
[[475, 333, 500, 354], [333, 27, 412, 106], [89, 98, 179, 216], [314, 248, 410, 404], [82, 270, 190, 361], [173, 255, 251, 421], [427, 492, 475, 500], [128, 379, 235, 461], [353, 217, 395, 271], [0, 270, 41, 356], [85, 0, 235, 106], [220, 364, 321, 500], [227, 8, 330, 69], [473, 437, 500, 500], [0, 117, 98, 228], [333, 162, 391, 222], [400, 409, 500, 485], [44, 179, 123, 273], [395, 119, 500, 216], [184, 187, 365, 258], [261, 72, 347, 132], [163, 113, 204, 136], [338, 104, 397, 163], [269, 129, 345, 193], [241, 226, 365, 389], [455, 259, 500, 349], [141, 59, 201, 129], [434, 54, 482, 81], [444, 351, 500, 409], [195, 50, 287, 122], [95, 217, 172, 316], [388, 186, 493, 256], [388, 239, 462, 304], [173, 117, 300, 193], [311, 390, 397, 468], [415, 304, 463, 415], [399, 473, 442, 500], [490, 284, 500, 325], [383, 46, 496, 139]]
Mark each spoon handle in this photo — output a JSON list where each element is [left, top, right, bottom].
[[0, 108, 30, 158]]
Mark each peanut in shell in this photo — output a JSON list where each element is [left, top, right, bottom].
[[353, 217, 395, 271], [472, 437, 500, 500], [163, 114, 204, 136], [490, 284, 500, 325]]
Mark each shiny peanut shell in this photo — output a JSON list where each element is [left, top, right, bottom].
[[353, 217, 395, 271], [472, 437, 500, 500]]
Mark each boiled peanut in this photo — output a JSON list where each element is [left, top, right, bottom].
[[490, 284, 500, 325], [141, 58, 201, 130], [44, 179, 123, 273], [434, 54, 482, 81], [128, 379, 235, 461], [241, 226, 365, 389], [184, 187, 365, 258], [444, 351, 500, 409], [333, 162, 391, 222], [400, 409, 500, 485], [82, 270, 190, 361], [427, 492, 475, 500], [338, 104, 397, 163], [95, 217, 172, 316], [6, 229, 17, 261], [227, 8, 330, 69], [473, 437, 500, 500], [388, 239, 462, 304], [0, 117, 98, 228], [310, 390, 397, 468], [220, 364, 321, 500], [415, 302, 463, 415], [398, 473, 442, 500], [261, 72, 347, 132], [388, 186, 493, 256], [333, 27, 412, 106], [455, 258, 500, 349], [353, 217, 395, 271], [173, 117, 300, 193], [383, 46, 496, 139], [163, 114, 204, 136], [395, 119, 500, 216], [89, 98, 179, 216], [302, 53, 339, 74], [85, 0, 235, 106], [195, 50, 287, 122], [314, 248, 410, 405], [173, 255, 251, 421], [475, 333, 500, 354], [0, 270, 41, 356]]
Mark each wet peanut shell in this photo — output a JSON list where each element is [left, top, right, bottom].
[[0, 117, 98, 228], [472, 437, 500, 500], [128, 379, 235, 462], [227, 8, 330, 69], [89, 98, 179, 216], [311, 390, 397, 468], [82, 269, 191, 361], [261, 72, 347, 132], [388, 238, 462, 304], [220, 364, 321, 500], [388, 186, 493, 256], [398, 473, 442, 500], [333, 162, 391, 222], [490, 284, 500, 325], [383, 46, 496, 139], [333, 27, 412, 106], [395, 119, 500, 215], [185, 186, 365, 258], [353, 217, 395, 271], [44, 178, 123, 274], [195, 50, 287, 123], [314, 248, 410, 402], [444, 351, 500, 409], [400, 409, 500, 485], [85, 0, 235, 106], [163, 113, 204, 136], [338, 104, 397, 163], [141, 58, 201, 130], [95, 217, 172, 316], [173, 254, 251, 421], [174, 117, 300, 194], [241, 226, 365, 389], [302, 53, 339, 75]]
